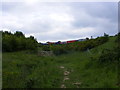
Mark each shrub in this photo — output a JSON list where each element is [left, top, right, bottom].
[[98, 49, 118, 64], [2, 31, 38, 52], [50, 45, 68, 55], [42, 45, 51, 51]]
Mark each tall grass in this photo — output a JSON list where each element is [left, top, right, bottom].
[[3, 51, 63, 88]]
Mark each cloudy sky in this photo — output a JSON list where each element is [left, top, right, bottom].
[[1, 1, 118, 42]]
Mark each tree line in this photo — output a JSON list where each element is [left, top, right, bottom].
[[2, 30, 110, 54], [2, 31, 38, 52]]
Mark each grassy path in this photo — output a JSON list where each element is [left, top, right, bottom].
[[60, 66, 70, 88], [59, 65, 82, 88]]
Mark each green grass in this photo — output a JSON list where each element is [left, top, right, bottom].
[[2, 36, 119, 88], [0, 52, 2, 89], [3, 51, 63, 88]]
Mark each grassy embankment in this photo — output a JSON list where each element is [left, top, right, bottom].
[[2, 36, 119, 88]]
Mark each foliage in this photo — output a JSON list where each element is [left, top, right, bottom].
[[46, 35, 109, 55], [2, 31, 38, 52], [98, 48, 118, 64], [41, 45, 51, 51], [14, 31, 25, 37], [3, 51, 63, 88], [50, 44, 68, 55]]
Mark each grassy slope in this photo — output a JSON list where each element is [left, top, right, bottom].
[[3, 52, 63, 88], [54, 36, 118, 88], [3, 36, 118, 88]]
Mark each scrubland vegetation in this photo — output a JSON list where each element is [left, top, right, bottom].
[[2, 31, 120, 88], [2, 31, 38, 52]]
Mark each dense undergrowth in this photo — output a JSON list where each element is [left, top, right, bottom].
[[2, 31, 38, 52]]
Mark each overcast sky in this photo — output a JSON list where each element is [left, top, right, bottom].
[[1, 1, 118, 43]]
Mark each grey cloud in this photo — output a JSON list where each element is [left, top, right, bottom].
[[1, 2, 118, 42], [70, 2, 118, 22]]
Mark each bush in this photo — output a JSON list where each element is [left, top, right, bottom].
[[50, 45, 68, 55], [98, 49, 118, 64], [42, 45, 51, 51], [2, 31, 38, 52]]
